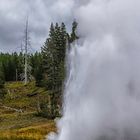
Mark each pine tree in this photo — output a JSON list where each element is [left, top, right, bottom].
[[68, 20, 79, 44], [41, 21, 79, 118], [30, 52, 43, 86], [41, 22, 67, 118], [0, 63, 6, 98], [0, 63, 5, 88]]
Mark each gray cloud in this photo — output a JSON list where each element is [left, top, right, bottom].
[[0, 0, 74, 52]]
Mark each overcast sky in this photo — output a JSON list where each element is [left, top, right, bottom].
[[0, 0, 75, 53]]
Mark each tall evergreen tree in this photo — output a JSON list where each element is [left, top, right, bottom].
[[0, 63, 6, 98], [30, 52, 43, 86], [41, 22, 67, 118], [68, 20, 79, 44], [0, 63, 5, 88]]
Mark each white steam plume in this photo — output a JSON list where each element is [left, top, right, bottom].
[[48, 0, 140, 140]]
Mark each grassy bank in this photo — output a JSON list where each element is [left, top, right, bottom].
[[0, 82, 56, 140], [0, 119, 55, 140]]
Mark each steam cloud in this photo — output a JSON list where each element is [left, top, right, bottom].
[[48, 0, 140, 140]]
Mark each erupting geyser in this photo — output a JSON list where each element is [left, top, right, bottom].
[[48, 0, 140, 140]]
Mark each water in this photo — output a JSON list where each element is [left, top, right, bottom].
[[48, 0, 140, 140]]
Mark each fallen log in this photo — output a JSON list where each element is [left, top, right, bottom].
[[0, 103, 23, 113]]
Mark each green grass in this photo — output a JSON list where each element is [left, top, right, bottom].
[[0, 82, 56, 140], [2, 81, 49, 111]]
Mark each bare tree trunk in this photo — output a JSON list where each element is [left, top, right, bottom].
[[24, 19, 28, 85]]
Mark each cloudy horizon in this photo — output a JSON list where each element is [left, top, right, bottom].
[[0, 0, 75, 53]]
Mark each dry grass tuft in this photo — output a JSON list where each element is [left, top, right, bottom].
[[0, 120, 56, 140]]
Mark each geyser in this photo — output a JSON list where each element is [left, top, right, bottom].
[[48, 0, 140, 140]]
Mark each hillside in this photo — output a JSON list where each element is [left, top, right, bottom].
[[0, 82, 56, 140]]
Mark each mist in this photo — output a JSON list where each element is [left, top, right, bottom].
[[48, 0, 140, 140]]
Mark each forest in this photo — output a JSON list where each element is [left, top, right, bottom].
[[0, 21, 78, 139], [1, 0, 139, 140], [0, 21, 78, 117]]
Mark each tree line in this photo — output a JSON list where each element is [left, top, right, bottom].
[[0, 21, 78, 118]]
